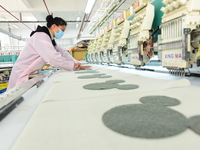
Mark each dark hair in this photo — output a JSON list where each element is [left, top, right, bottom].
[[46, 15, 67, 28]]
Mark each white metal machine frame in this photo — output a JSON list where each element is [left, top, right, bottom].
[[158, 0, 200, 75], [100, 30, 112, 64], [107, 20, 130, 65], [128, 2, 155, 66]]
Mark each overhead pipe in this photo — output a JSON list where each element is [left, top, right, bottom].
[[0, 28, 24, 41], [20, 12, 22, 21], [43, 0, 51, 15], [77, 13, 87, 39], [0, 5, 33, 31]]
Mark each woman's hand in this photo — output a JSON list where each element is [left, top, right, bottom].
[[79, 65, 91, 70], [73, 63, 91, 70], [74, 63, 81, 70]]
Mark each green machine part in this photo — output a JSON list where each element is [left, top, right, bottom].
[[0, 55, 19, 64], [151, 0, 165, 43], [127, 15, 134, 21]]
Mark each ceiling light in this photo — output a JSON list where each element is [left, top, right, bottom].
[[76, 24, 79, 28], [77, 17, 80, 21], [1, 16, 8, 21], [84, 0, 96, 14], [13, 24, 19, 28]]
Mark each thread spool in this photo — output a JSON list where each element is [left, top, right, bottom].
[[130, 6, 134, 15], [117, 17, 121, 24], [134, 0, 140, 9], [127, 11, 130, 18], [113, 19, 116, 27], [120, 13, 124, 20], [104, 26, 108, 33], [123, 10, 127, 19]]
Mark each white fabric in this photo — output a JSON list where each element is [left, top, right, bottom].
[[11, 65, 200, 150]]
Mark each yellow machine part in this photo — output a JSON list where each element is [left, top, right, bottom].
[[0, 83, 8, 90], [198, 44, 200, 57], [42, 64, 51, 69]]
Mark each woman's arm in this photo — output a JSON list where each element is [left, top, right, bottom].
[[54, 45, 79, 63], [31, 32, 75, 70]]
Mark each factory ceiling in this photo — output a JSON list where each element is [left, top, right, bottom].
[[0, 0, 134, 40]]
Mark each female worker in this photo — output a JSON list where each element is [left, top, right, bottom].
[[7, 15, 90, 91]]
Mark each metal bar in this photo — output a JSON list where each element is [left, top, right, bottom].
[[0, 74, 45, 111], [77, 13, 87, 39], [175, 20, 177, 38], [163, 25, 166, 40], [0, 97, 24, 121], [20, 12, 22, 21], [162, 25, 164, 40], [172, 21, 174, 39], [0, 74, 48, 120], [179, 19, 182, 37], [0, 28, 24, 41], [43, 0, 51, 15]]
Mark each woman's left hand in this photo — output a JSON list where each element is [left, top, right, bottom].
[[74, 63, 91, 70], [79, 65, 92, 70]]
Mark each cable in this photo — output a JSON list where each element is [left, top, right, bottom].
[[146, 26, 161, 58], [146, 39, 154, 58]]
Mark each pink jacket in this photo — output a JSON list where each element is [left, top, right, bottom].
[[7, 32, 78, 91]]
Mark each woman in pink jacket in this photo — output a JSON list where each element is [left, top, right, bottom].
[[7, 15, 90, 91]]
